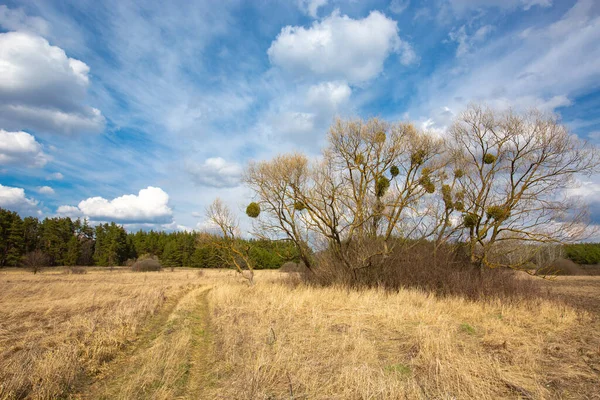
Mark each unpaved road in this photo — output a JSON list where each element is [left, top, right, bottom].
[[74, 286, 212, 400]]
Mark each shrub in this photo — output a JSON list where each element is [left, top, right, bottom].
[[280, 261, 308, 273], [536, 258, 584, 276], [70, 266, 87, 275], [131, 255, 163, 272], [303, 241, 540, 300]]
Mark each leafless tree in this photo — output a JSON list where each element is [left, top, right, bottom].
[[205, 198, 255, 284], [447, 105, 599, 269], [23, 250, 49, 274]]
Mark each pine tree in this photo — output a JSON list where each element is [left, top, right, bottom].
[[6, 217, 24, 266], [65, 235, 81, 266]]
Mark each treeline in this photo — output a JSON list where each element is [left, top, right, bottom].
[[0, 208, 299, 269], [564, 243, 600, 265]]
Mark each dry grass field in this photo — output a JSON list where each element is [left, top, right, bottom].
[[1, 268, 599, 399]]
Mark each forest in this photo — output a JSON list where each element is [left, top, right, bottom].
[[0, 207, 299, 269]]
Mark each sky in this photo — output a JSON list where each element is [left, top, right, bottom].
[[0, 0, 599, 232]]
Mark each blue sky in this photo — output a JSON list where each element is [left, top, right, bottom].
[[1, 0, 599, 231]]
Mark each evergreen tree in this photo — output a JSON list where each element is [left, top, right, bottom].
[[65, 235, 81, 266], [6, 217, 25, 266]]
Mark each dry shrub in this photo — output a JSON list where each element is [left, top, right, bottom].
[[537, 258, 585, 276], [70, 266, 88, 275], [305, 242, 540, 300], [279, 261, 308, 273], [131, 255, 162, 272]]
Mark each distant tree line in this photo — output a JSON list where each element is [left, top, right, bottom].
[[0, 208, 299, 269], [564, 243, 600, 265]]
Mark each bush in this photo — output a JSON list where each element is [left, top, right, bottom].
[[70, 266, 87, 275], [303, 241, 540, 300], [280, 261, 308, 273], [131, 255, 163, 272]]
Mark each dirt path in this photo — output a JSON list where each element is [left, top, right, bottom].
[[74, 286, 213, 400]]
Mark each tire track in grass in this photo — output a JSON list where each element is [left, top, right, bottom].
[[75, 286, 213, 399]]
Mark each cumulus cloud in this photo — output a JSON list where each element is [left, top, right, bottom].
[[186, 157, 242, 188], [0, 184, 39, 215], [46, 172, 64, 180], [0, 130, 49, 167], [37, 186, 55, 195], [305, 81, 351, 112], [58, 186, 173, 223], [296, 0, 328, 18], [0, 31, 105, 135], [268, 11, 416, 84], [0, 5, 50, 35]]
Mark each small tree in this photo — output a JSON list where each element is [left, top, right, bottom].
[[205, 198, 255, 284], [23, 250, 49, 274]]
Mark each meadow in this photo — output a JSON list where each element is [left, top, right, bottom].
[[1, 268, 599, 399]]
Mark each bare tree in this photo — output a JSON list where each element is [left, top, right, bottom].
[[205, 198, 255, 284], [23, 250, 49, 274], [246, 118, 443, 273], [244, 153, 314, 271], [447, 105, 599, 268]]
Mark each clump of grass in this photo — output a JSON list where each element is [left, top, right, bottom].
[[384, 363, 411, 376], [460, 323, 476, 335]]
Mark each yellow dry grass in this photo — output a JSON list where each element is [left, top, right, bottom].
[[206, 271, 600, 399], [1, 268, 599, 399], [0, 268, 202, 399]]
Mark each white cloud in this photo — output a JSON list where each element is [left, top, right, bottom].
[[411, 0, 600, 129], [268, 11, 416, 84], [37, 186, 55, 195], [0, 184, 39, 215], [46, 172, 64, 180], [305, 81, 351, 112], [56, 205, 82, 218], [186, 157, 242, 188], [0, 5, 50, 36], [296, 0, 328, 18], [0, 130, 49, 167], [0, 31, 105, 135], [389, 0, 410, 14], [59, 186, 173, 223], [445, 0, 552, 14], [448, 25, 494, 57]]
